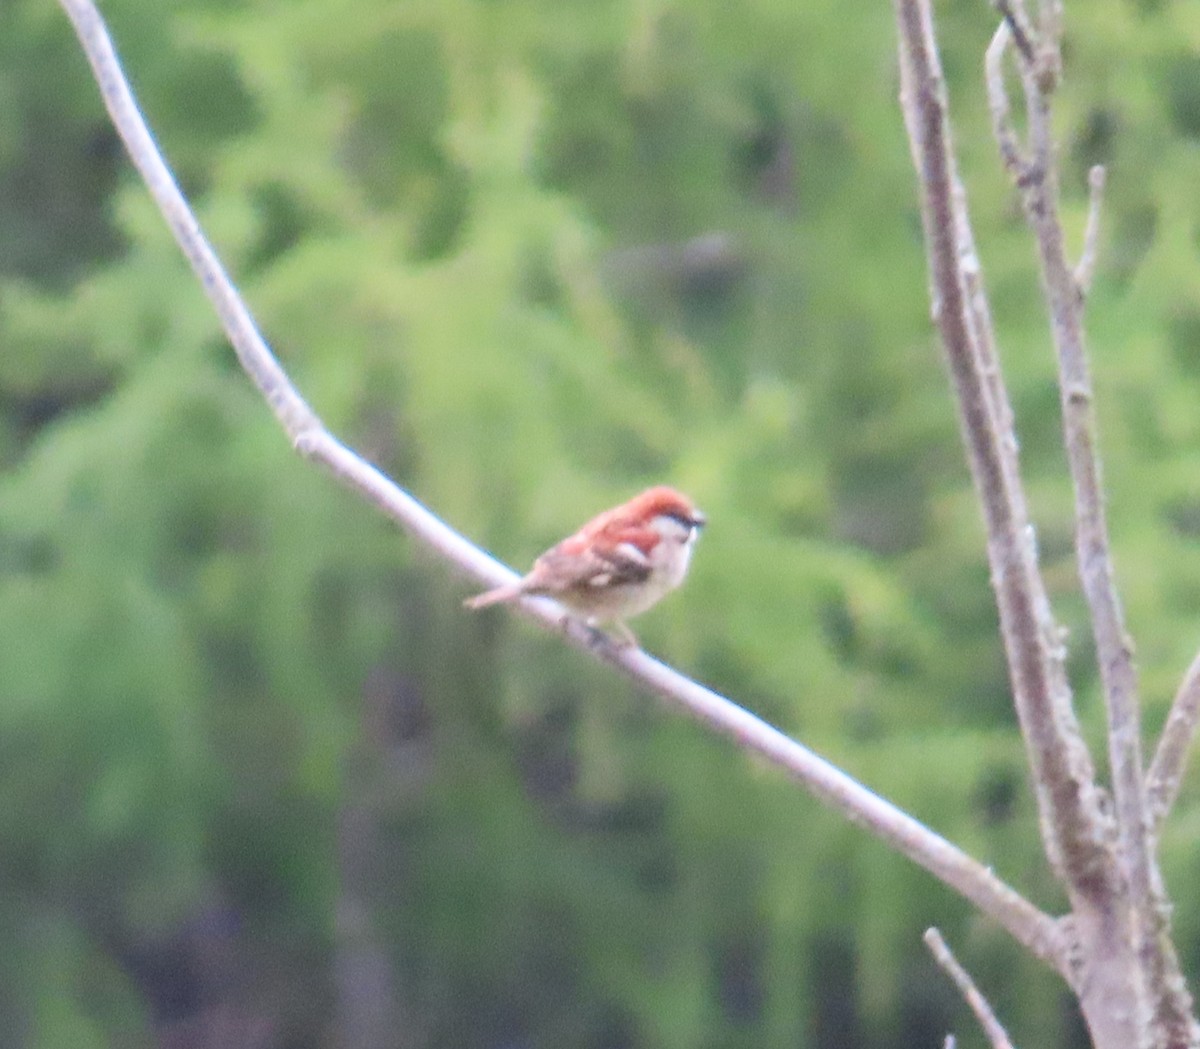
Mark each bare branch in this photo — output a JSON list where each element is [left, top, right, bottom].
[[1147, 650, 1200, 833], [1019, 0, 1152, 969], [1007, 14, 1199, 1047], [56, 0, 1069, 978], [1034, 0, 1064, 81], [925, 928, 1016, 1049], [896, 0, 1110, 900], [899, 6, 1197, 1039], [953, 179, 1020, 494], [985, 24, 1032, 181], [1073, 165, 1106, 298], [991, 0, 1036, 66]]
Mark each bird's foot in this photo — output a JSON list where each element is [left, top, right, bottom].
[[565, 616, 639, 652]]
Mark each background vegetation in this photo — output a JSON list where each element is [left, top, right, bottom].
[[2, 0, 1200, 1046]]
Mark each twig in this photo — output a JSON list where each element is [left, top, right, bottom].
[[985, 23, 1032, 182], [925, 928, 1016, 1049], [1073, 165, 1106, 298], [55, 0, 1070, 978], [1035, 0, 1064, 65], [953, 175, 1020, 496], [992, 0, 1036, 66], [1147, 649, 1200, 833], [896, 0, 1109, 899]]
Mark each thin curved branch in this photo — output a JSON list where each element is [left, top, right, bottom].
[[1147, 650, 1200, 833], [57, 5, 319, 445], [925, 928, 1016, 1049], [56, 0, 1068, 978]]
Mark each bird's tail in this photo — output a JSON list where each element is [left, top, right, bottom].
[[463, 582, 526, 610]]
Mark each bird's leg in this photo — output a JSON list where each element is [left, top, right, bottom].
[[606, 620, 639, 649], [560, 614, 608, 652], [565, 614, 639, 651]]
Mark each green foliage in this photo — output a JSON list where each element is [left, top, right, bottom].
[[2, 0, 1199, 1046]]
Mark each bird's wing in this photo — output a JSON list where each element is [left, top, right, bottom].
[[527, 531, 655, 593]]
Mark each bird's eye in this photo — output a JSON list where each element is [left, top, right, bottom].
[[666, 510, 703, 530]]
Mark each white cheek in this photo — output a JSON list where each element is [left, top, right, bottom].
[[654, 530, 694, 589], [674, 539, 694, 579]]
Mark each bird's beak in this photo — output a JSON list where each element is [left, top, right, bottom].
[[691, 510, 707, 529]]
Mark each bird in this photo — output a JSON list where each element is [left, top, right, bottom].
[[464, 486, 706, 646]]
